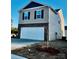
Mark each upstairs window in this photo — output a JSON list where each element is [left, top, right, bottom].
[[34, 10, 44, 19], [23, 12, 30, 20], [36, 10, 41, 18]]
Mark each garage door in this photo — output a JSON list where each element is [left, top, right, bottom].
[[20, 27, 44, 40]]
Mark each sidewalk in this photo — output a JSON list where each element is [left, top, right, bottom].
[[11, 54, 27, 59]]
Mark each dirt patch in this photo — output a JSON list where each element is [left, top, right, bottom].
[[35, 45, 60, 55]]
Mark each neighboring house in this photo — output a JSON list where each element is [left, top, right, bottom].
[[56, 9, 65, 37], [18, 1, 65, 41]]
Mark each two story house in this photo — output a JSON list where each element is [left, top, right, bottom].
[[18, 1, 65, 41]]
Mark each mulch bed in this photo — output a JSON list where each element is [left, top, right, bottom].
[[11, 41, 67, 59], [35, 45, 60, 55]]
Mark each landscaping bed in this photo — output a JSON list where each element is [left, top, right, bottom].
[[11, 40, 67, 59], [35, 45, 60, 55]]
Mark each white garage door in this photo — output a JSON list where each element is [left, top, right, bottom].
[[20, 27, 44, 40]]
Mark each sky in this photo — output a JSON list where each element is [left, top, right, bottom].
[[11, 0, 67, 28]]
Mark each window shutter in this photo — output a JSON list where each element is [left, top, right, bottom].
[[34, 11, 36, 19], [28, 12, 30, 19], [22, 13, 24, 20], [41, 10, 44, 18]]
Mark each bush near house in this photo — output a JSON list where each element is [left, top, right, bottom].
[[11, 28, 18, 38]]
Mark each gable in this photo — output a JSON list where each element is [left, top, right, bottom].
[[20, 1, 58, 15], [23, 1, 44, 9], [55, 9, 60, 12]]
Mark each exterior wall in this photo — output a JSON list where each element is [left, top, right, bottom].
[[19, 6, 49, 24], [57, 9, 65, 37], [49, 8, 62, 40]]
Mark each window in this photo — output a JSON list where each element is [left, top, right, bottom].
[[34, 10, 44, 19], [55, 32, 57, 39], [58, 20, 60, 24], [36, 10, 41, 18], [23, 12, 30, 20]]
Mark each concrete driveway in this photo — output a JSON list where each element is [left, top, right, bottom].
[[11, 54, 27, 59]]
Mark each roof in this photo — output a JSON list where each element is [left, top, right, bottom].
[[23, 1, 44, 9], [55, 9, 60, 12], [20, 1, 59, 14]]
